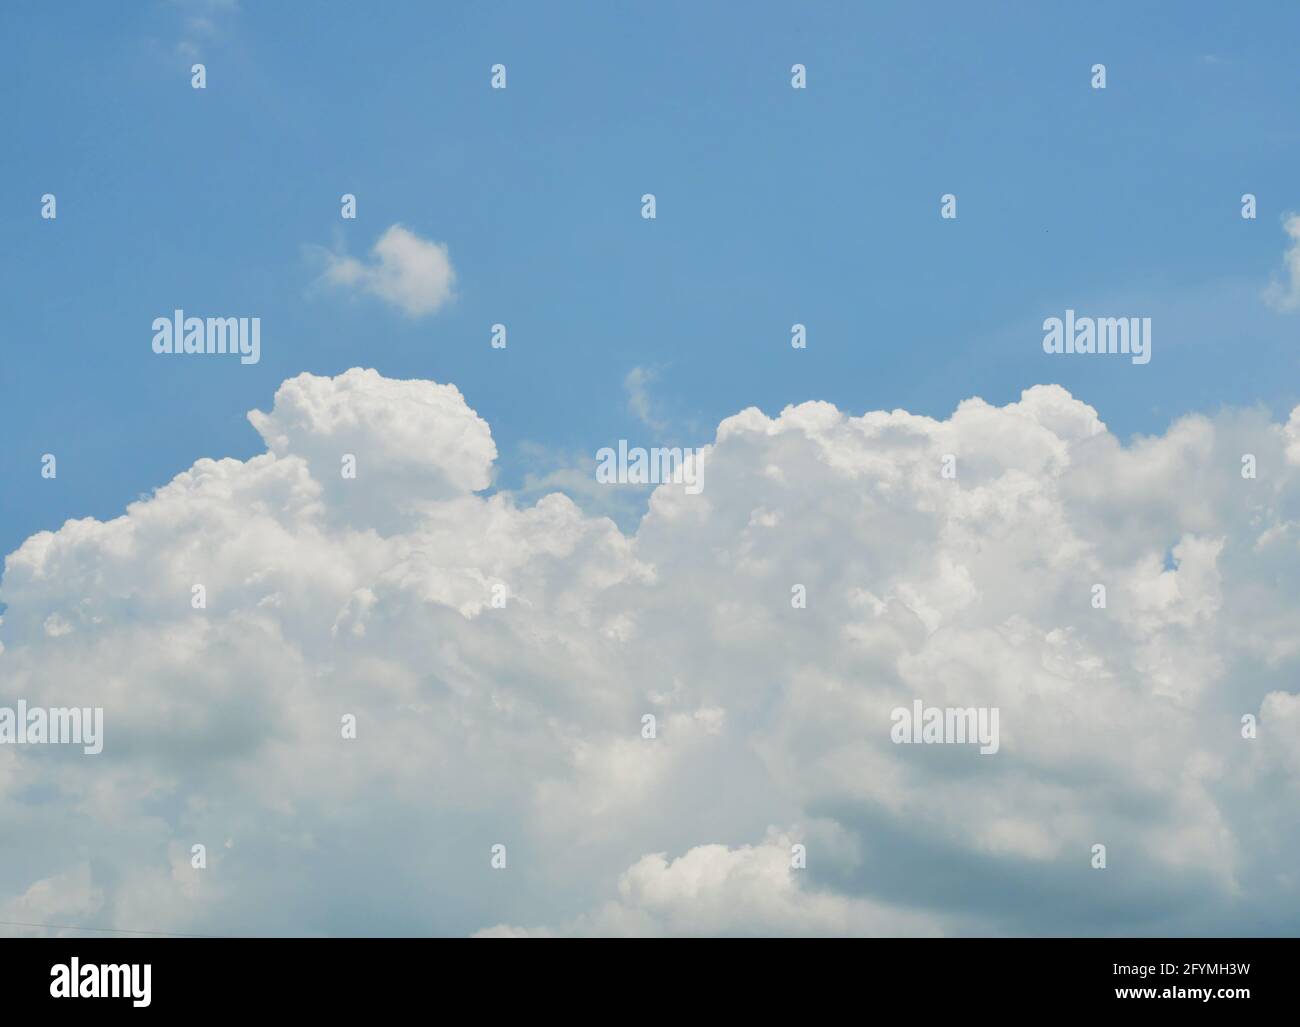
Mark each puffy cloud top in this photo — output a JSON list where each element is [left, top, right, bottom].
[[248, 368, 495, 514]]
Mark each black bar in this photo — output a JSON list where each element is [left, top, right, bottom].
[[0, 937, 1289, 1015]]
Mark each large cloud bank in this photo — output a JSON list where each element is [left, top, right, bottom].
[[3, 368, 1300, 936]]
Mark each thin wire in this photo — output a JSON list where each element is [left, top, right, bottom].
[[0, 918, 208, 938]]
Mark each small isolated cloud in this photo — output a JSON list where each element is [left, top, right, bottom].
[[1263, 213, 1300, 312], [624, 366, 665, 430], [319, 224, 456, 318]]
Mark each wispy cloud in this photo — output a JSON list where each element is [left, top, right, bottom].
[[168, 0, 239, 59], [503, 441, 650, 531], [624, 366, 666, 430], [1263, 213, 1300, 312]]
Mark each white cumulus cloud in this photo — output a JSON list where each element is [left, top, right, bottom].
[[3, 371, 1300, 936], [319, 224, 456, 317]]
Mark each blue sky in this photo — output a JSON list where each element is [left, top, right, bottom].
[[4, 0, 1300, 557]]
